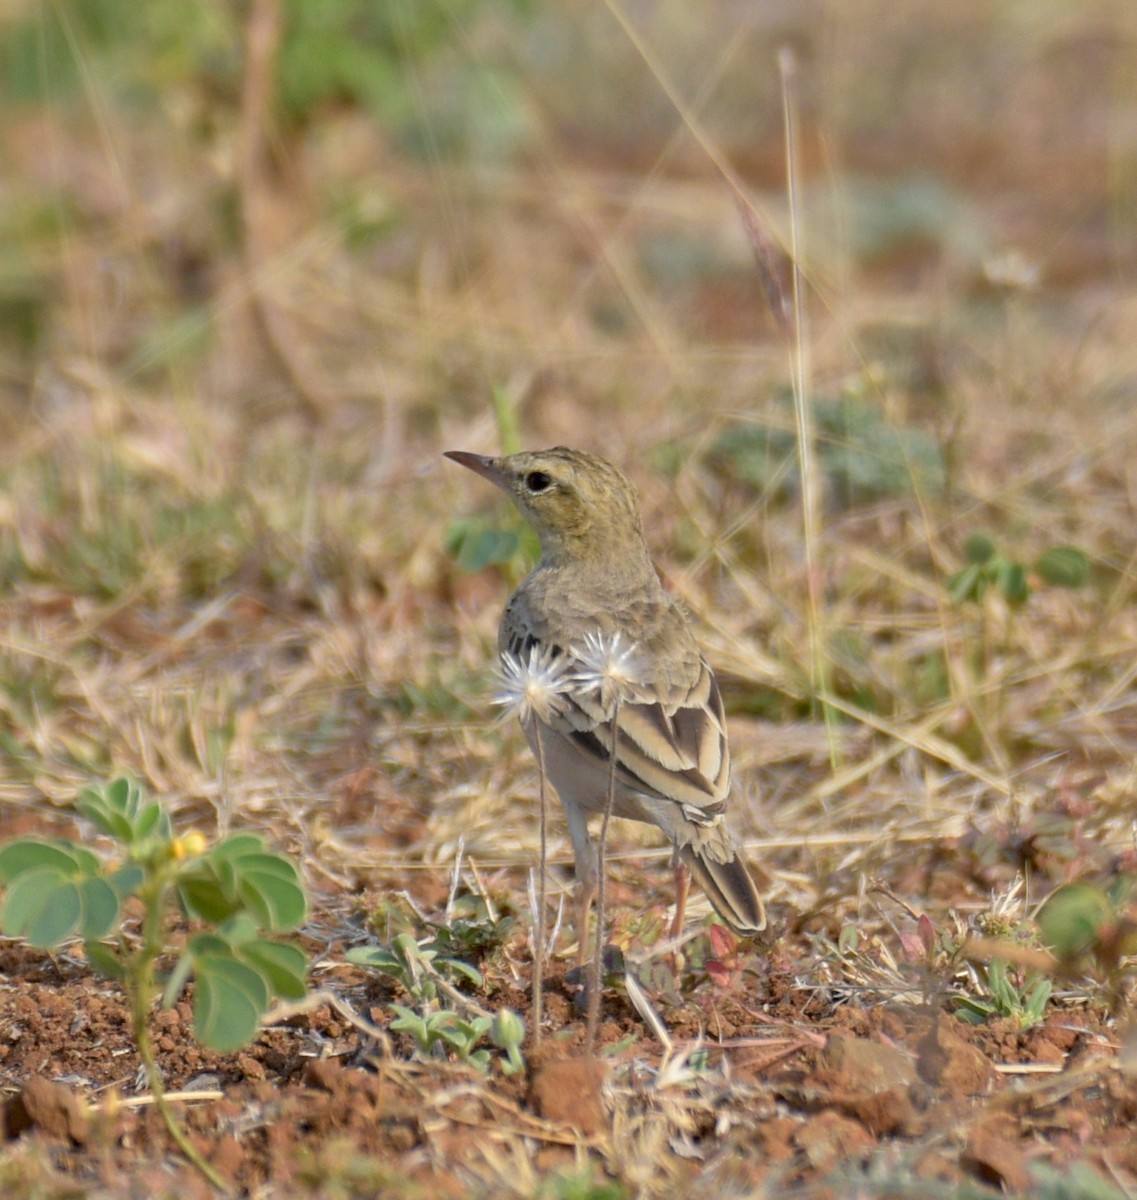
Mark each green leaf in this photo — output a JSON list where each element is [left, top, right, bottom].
[[0, 839, 97, 882], [390, 1004, 434, 1050], [436, 1015, 490, 1054], [84, 941, 126, 981], [177, 872, 242, 924], [947, 562, 984, 605], [436, 956, 483, 988], [1037, 883, 1112, 961], [178, 838, 306, 931], [1, 868, 81, 946], [76, 875, 121, 940], [215, 913, 259, 945], [77, 779, 135, 840], [107, 863, 145, 900], [987, 960, 1018, 1011], [963, 532, 997, 564], [133, 800, 171, 841], [107, 777, 131, 807], [208, 832, 268, 861], [996, 560, 1029, 605], [490, 1007, 524, 1050], [186, 931, 231, 957], [234, 854, 307, 931], [953, 999, 989, 1024], [179, 835, 306, 930], [346, 945, 402, 972], [193, 954, 270, 1052], [1035, 545, 1090, 589], [239, 939, 308, 1000], [1024, 978, 1052, 1024]]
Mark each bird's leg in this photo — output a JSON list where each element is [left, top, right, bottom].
[[563, 801, 598, 968], [668, 856, 691, 971], [575, 878, 595, 968]]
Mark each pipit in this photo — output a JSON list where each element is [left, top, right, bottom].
[[445, 446, 766, 952]]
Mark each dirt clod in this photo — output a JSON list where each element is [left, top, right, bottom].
[[794, 1110, 875, 1170], [529, 1057, 606, 1135], [917, 1015, 995, 1095], [962, 1126, 1032, 1192], [812, 1033, 918, 1135], [4, 1078, 88, 1144]]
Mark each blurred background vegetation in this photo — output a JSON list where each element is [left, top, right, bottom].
[[0, 0, 1135, 871]]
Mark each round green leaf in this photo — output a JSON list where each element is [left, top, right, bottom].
[[1035, 545, 1090, 589], [239, 939, 309, 1000], [193, 955, 270, 1052], [1, 868, 81, 946], [77, 876, 121, 940], [234, 856, 307, 931], [209, 833, 268, 862], [177, 872, 242, 924], [0, 839, 96, 882], [1038, 884, 1112, 961], [963, 532, 997, 564]]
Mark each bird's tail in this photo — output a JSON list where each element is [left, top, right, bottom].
[[679, 844, 767, 936]]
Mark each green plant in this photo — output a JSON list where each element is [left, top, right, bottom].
[[1028, 1161, 1130, 1200], [348, 931, 525, 1075], [955, 889, 1053, 1029], [348, 930, 483, 1003], [489, 1007, 526, 1075], [955, 957, 1052, 1029], [943, 533, 1091, 761], [429, 892, 518, 960], [540, 1168, 628, 1200], [707, 393, 947, 509], [0, 777, 309, 1191], [1038, 877, 1137, 1011], [389, 1006, 493, 1069], [946, 533, 1089, 608]]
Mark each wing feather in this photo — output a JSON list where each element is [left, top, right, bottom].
[[557, 657, 730, 815]]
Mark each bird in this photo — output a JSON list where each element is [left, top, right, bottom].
[[444, 445, 767, 955]]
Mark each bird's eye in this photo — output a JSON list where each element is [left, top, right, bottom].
[[525, 471, 552, 493]]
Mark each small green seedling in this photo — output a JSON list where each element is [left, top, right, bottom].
[[348, 930, 483, 1004], [956, 957, 1052, 1029], [349, 931, 525, 1075]]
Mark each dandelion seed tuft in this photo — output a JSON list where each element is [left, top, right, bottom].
[[571, 631, 645, 717], [494, 644, 573, 726]]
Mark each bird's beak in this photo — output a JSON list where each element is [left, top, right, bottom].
[[443, 450, 505, 490]]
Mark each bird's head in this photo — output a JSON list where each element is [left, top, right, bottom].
[[444, 446, 648, 568]]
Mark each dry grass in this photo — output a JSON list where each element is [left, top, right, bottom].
[[2, 0, 1137, 1195]]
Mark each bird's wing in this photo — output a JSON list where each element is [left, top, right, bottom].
[[559, 656, 730, 819]]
